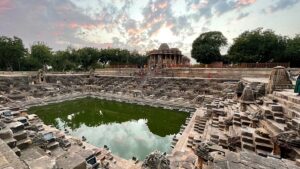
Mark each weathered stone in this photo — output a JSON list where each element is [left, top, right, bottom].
[[239, 86, 255, 104], [142, 150, 170, 169], [266, 66, 293, 94]]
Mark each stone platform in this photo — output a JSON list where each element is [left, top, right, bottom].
[[272, 90, 300, 105], [241, 77, 269, 84]]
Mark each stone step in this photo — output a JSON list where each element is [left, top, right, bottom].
[[211, 134, 219, 139], [256, 149, 271, 157], [292, 118, 300, 130], [194, 124, 205, 128], [233, 122, 241, 126], [255, 142, 273, 152], [242, 142, 255, 151], [210, 138, 219, 144], [270, 105, 283, 112], [0, 128, 13, 139], [271, 111, 284, 118], [13, 130, 27, 141], [242, 136, 253, 144], [241, 120, 251, 126], [219, 138, 227, 144], [241, 131, 253, 138], [13, 147, 21, 156], [3, 137, 17, 148], [47, 141, 59, 150], [16, 138, 31, 150], [260, 106, 272, 115], [274, 117, 286, 124], [254, 137, 271, 145], [233, 117, 241, 121]]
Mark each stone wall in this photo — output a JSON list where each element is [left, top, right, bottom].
[[0, 76, 30, 93], [163, 68, 299, 79], [95, 68, 299, 79]]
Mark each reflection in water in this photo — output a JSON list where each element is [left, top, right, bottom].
[[29, 98, 189, 159], [56, 118, 173, 159]]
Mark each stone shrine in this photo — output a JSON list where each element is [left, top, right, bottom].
[[147, 43, 190, 68]]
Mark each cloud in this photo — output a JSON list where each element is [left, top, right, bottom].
[[236, 12, 250, 20], [237, 0, 256, 6], [187, 0, 257, 22], [0, 0, 102, 49], [0, 0, 298, 58], [0, 0, 13, 14], [264, 0, 300, 13]]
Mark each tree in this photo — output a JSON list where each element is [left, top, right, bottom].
[[52, 50, 76, 71], [30, 42, 52, 69], [191, 31, 227, 64], [0, 36, 27, 70], [76, 47, 99, 70], [285, 35, 300, 67], [228, 28, 287, 63]]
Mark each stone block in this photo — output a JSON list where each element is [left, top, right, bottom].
[[0, 128, 13, 139], [274, 117, 285, 124], [56, 152, 86, 169], [270, 105, 283, 112]]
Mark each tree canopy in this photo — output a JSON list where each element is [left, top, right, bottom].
[[0, 35, 147, 71], [191, 31, 227, 64], [30, 42, 53, 69], [285, 35, 300, 67], [0, 36, 27, 71], [228, 28, 287, 63]]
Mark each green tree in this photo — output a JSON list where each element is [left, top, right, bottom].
[[30, 42, 52, 69], [52, 50, 77, 71], [228, 28, 287, 63], [0, 36, 27, 70], [191, 31, 227, 64], [76, 47, 99, 70], [285, 35, 300, 67]]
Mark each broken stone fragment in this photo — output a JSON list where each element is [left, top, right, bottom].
[[142, 150, 170, 169]]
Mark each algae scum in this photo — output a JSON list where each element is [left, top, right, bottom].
[[29, 97, 189, 159]]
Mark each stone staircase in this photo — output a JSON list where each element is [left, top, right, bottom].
[[6, 122, 31, 151], [0, 122, 21, 156]]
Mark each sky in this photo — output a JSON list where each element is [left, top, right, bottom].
[[0, 0, 300, 61]]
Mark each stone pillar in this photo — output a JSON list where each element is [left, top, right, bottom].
[[158, 55, 161, 68], [167, 55, 170, 66], [172, 55, 175, 65], [163, 55, 166, 65]]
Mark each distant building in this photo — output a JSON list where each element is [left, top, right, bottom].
[[147, 43, 190, 68]]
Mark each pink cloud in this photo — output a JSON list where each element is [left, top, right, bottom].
[[157, 1, 168, 9], [238, 0, 256, 6], [191, 1, 208, 10], [67, 22, 100, 30], [0, 0, 13, 14]]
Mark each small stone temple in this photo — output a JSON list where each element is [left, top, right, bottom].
[[266, 66, 293, 94], [147, 43, 190, 68]]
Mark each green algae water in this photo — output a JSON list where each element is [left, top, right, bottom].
[[28, 97, 189, 159]]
